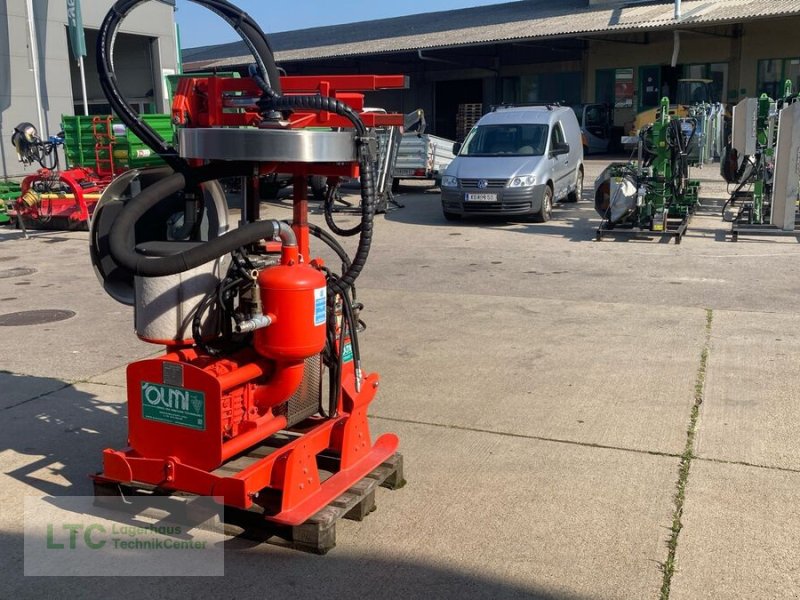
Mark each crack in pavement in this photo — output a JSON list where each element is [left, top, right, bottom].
[[660, 308, 713, 600]]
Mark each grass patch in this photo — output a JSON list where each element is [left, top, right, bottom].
[[660, 308, 712, 599]]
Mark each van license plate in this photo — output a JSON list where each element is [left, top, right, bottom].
[[465, 193, 496, 202]]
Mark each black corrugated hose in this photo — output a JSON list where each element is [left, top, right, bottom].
[[257, 93, 377, 296], [99, 0, 374, 407], [107, 163, 278, 276], [100, 0, 376, 293], [97, 0, 282, 175], [99, 0, 287, 277]]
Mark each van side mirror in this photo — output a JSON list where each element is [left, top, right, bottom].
[[452, 142, 462, 155], [553, 142, 570, 155]]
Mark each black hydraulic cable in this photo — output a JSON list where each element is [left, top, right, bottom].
[[100, 1, 375, 301], [98, 0, 282, 173], [108, 167, 279, 277], [307, 223, 352, 272], [324, 182, 362, 237], [339, 286, 361, 369], [256, 93, 377, 293]]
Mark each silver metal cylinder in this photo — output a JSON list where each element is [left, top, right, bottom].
[[177, 128, 357, 162]]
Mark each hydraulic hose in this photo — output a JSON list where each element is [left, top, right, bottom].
[[108, 166, 278, 277], [338, 156, 376, 294], [324, 182, 361, 237], [307, 223, 352, 272], [97, 0, 282, 173], [100, 1, 374, 289], [258, 93, 376, 293]]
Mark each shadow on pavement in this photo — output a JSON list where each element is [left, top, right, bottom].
[[1, 536, 599, 599], [2, 373, 125, 498], [1, 374, 594, 600]]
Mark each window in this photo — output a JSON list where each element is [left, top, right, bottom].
[[758, 58, 800, 98], [501, 73, 581, 105], [71, 101, 155, 117], [461, 124, 548, 157], [682, 63, 727, 102], [550, 122, 565, 151]]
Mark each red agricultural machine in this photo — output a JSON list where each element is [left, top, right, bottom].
[[89, 0, 403, 552], [10, 123, 102, 230], [9, 115, 171, 230]]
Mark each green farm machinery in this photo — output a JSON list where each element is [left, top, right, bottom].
[[594, 97, 701, 243], [723, 80, 800, 240]]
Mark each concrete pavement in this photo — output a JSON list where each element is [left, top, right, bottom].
[[1, 156, 799, 598]]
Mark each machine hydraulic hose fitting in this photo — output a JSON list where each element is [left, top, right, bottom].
[[235, 313, 273, 334]]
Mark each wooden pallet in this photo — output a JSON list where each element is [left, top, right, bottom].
[[93, 452, 404, 554]]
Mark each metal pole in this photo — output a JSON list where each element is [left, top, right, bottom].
[[25, 0, 46, 136], [674, 0, 681, 20], [78, 56, 89, 115]]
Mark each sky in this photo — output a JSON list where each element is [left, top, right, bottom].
[[175, 0, 504, 49]]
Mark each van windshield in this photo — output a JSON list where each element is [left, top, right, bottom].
[[460, 124, 548, 157]]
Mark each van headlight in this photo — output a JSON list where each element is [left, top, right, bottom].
[[508, 175, 536, 187], [441, 175, 458, 188]]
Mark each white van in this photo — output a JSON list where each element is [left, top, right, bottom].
[[440, 105, 584, 222]]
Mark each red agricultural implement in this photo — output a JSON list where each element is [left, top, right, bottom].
[[89, 0, 405, 553]]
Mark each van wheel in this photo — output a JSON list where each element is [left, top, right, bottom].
[[565, 168, 583, 203], [310, 175, 327, 201], [531, 185, 553, 222], [259, 179, 281, 200]]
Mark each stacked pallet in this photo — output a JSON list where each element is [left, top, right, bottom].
[[456, 103, 483, 141]]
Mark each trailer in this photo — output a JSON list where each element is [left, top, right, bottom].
[[392, 132, 455, 189]]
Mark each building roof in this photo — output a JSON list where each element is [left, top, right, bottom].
[[183, 0, 800, 70]]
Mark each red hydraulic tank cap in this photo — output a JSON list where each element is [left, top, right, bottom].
[[255, 263, 327, 361]]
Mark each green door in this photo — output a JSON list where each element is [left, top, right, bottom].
[[638, 65, 661, 111]]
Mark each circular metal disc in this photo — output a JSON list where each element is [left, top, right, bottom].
[[177, 128, 357, 162]]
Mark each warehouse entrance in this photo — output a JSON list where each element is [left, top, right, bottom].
[[435, 78, 483, 140], [69, 30, 161, 115]]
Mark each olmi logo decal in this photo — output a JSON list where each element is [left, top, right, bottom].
[[141, 382, 206, 431], [143, 382, 191, 410]]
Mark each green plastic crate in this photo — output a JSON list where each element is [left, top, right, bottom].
[[61, 114, 173, 172], [0, 180, 21, 200], [0, 181, 19, 224]]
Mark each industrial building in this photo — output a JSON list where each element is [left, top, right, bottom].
[[183, 0, 800, 140], [0, 0, 179, 177]]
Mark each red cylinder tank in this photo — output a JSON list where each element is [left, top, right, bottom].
[[255, 262, 327, 361]]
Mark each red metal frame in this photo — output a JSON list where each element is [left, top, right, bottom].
[[172, 74, 406, 130], [99, 354, 397, 525]]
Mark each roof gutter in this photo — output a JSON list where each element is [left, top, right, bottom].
[[671, 0, 682, 67], [417, 49, 460, 65]]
